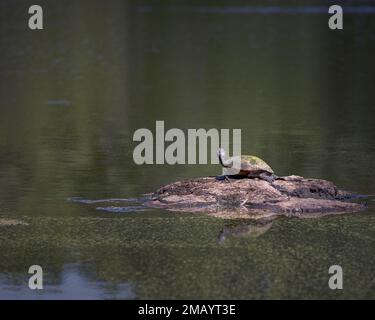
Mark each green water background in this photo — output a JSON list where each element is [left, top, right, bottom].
[[0, 0, 374, 299]]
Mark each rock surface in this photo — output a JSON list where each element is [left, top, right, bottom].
[[145, 176, 366, 219]]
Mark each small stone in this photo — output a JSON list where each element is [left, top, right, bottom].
[[0, 218, 29, 226]]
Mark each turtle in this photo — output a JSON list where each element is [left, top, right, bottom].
[[217, 148, 278, 183]]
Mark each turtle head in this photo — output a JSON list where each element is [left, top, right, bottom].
[[217, 148, 226, 159], [217, 148, 232, 168]]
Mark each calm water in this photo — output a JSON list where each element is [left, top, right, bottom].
[[0, 0, 375, 299]]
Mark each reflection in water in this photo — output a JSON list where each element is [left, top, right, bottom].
[[96, 206, 147, 213], [219, 221, 273, 244], [68, 197, 141, 204], [45, 100, 72, 107], [0, 264, 136, 300], [68, 197, 149, 213], [0, 0, 375, 299]]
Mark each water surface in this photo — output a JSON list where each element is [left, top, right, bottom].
[[0, 0, 374, 299]]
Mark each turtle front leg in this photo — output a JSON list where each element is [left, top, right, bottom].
[[216, 175, 231, 183], [259, 172, 276, 183]]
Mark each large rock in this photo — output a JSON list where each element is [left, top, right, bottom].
[[145, 176, 366, 219]]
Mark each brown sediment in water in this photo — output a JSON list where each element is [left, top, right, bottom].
[[145, 175, 366, 219]]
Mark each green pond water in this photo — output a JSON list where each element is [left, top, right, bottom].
[[0, 0, 375, 299]]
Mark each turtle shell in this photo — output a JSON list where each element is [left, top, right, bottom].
[[238, 155, 274, 174]]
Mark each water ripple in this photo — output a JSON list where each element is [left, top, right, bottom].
[[96, 206, 148, 213], [68, 197, 149, 214], [137, 5, 375, 15], [67, 197, 139, 204]]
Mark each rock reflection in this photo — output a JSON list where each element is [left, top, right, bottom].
[[219, 221, 273, 244]]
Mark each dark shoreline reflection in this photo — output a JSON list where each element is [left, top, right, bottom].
[[0, 264, 136, 300]]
